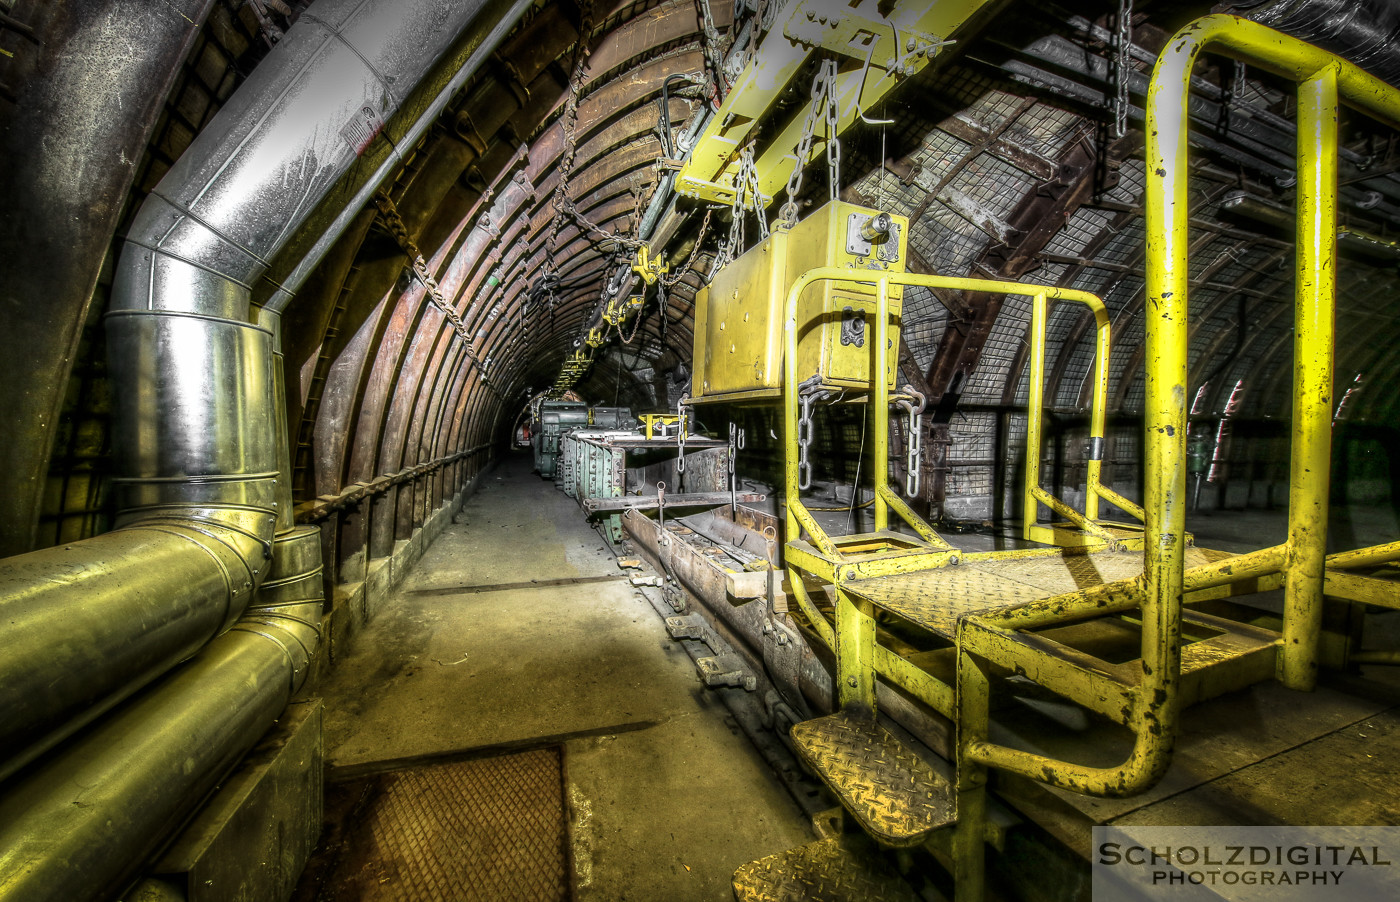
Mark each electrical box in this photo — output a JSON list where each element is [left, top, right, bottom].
[[690, 200, 908, 404]]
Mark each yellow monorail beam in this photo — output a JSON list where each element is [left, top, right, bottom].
[[675, 0, 994, 205]]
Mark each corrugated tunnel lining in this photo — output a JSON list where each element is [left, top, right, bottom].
[[295, 747, 572, 902]]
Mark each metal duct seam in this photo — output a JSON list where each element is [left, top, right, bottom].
[[265, 0, 539, 313]]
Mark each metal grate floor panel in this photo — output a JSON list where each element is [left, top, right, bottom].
[[295, 747, 571, 902], [845, 546, 1235, 637], [791, 712, 953, 847]]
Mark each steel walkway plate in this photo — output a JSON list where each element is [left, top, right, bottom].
[[733, 837, 919, 902], [791, 711, 954, 847], [843, 546, 1235, 638]]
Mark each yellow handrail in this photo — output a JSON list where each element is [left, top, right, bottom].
[[1145, 14, 1400, 693], [1021, 288, 1136, 546], [780, 267, 1112, 556], [961, 14, 1400, 802]]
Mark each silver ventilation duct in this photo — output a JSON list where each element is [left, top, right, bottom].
[[1227, 0, 1400, 88], [0, 0, 525, 898]]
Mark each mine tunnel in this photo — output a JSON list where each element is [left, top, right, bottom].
[[3, 0, 1400, 899]]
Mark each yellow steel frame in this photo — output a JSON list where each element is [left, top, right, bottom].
[[1021, 288, 1145, 549], [781, 268, 1128, 580], [937, 18, 1400, 901], [773, 19, 1400, 902], [674, 0, 993, 206]]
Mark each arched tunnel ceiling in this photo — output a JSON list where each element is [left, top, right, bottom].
[[7, 0, 1400, 552]]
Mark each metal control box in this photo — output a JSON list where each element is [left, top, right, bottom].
[[690, 200, 908, 403]]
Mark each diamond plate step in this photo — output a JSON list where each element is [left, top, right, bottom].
[[732, 837, 919, 902], [791, 712, 954, 847]]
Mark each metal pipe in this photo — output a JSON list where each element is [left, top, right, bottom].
[[1238, 0, 1400, 89], [0, 526, 323, 902], [0, 0, 521, 895], [872, 276, 890, 532], [1282, 65, 1339, 691], [266, 0, 535, 311], [1, 0, 507, 779]]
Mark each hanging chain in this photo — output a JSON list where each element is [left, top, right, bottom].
[[675, 396, 689, 479], [900, 391, 925, 498], [544, 1, 593, 284], [662, 207, 713, 288], [728, 421, 746, 513], [695, 0, 727, 99], [1112, 0, 1133, 139], [549, 3, 645, 264], [780, 59, 841, 227], [618, 292, 645, 345], [797, 393, 815, 491], [372, 192, 484, 368], [725, 143, 767, 264], [658, 279, 669, 349]]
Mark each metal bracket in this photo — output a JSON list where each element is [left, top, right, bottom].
[[840, 306, 866, 348], [845, 212, 902, 263], [785, 0, 942, 72], [696, 652, 757, 690]]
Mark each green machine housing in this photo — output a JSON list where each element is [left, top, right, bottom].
[[532, 402, 634, 478], [690, 200, 909, 404]]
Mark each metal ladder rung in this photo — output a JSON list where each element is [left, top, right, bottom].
[[732, 837, 919, 902], [792, 711, 955, 847]]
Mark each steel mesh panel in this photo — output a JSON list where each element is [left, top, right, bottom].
[[945, 412, 997, 501], [912, 129, 975, 187], [310, 749, 571, 902], [963, 290, 1032, 403], [1003, 103, 1085, 158], [901, 285, 948, 373], [1106, 157, 1147, 205], [1054, 334, 1099, 409], [1044, 205, 1115, 257], [848, 165, 923, 219], [950, 153, 1034, 220], [1120, 369, 1146, 412], [1092, 221, 1145, 268]]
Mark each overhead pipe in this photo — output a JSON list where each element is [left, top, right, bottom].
[[1230, 0, 1400, 89], [0, 0, 527, 897]]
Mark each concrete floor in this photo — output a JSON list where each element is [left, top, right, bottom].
[[315, 454, 812, 900]]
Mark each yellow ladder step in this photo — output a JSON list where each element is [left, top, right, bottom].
[[791, 711, 954, 847], [732, 837, 919, 902]]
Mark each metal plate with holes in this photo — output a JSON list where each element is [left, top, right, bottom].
[[733, 836, 919, 902], [791, 711, 953, 847], [846, 547, 1237, 637], [295, 748, 570, 902]]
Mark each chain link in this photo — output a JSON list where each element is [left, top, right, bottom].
[[662, 207, 713, 288], [728, 421, 745, 513], [797, 393, 814, 491], [904, 409, 923, 498], [675, 396, 689, 478], [725, 144, 768, 264], [780, 59, 841, 226], [1113, 0, 1133, 139], [892, 387, 926, 497], [695, 0, 727, 98], [372, 192, 485, 368]]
